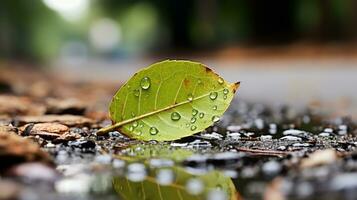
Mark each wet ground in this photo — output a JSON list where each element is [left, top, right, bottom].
[[0, 66, 356, 200]]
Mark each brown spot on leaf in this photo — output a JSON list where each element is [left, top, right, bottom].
[[205, 67, 212, 73], [183, 78, 190, 88]]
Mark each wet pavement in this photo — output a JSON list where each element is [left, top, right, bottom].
[[0, 64, 356, 200]]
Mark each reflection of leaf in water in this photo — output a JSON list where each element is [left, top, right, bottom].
[[117, 143, 194, 163], [113, 166, 239, 200]]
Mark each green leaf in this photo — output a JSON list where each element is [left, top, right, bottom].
[[98, 60, 240, 141], [113, 166, 239, 200]]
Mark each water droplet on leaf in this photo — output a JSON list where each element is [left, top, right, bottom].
[[140, 77, 151, 90], [212, 105, 217, 110], [129, 126, 134, 131], [218, 78, 224, 84], [171, 112, 181, 121], [187, 93, 193, 101], [209, 92, 218, 100], [223, 95, 227, 99], [212, 116, 220, 123], [191, 117, 197, 123], [135, 130, 142, 136], [223, 88, 229, 94], [191, 125, 197, 131], [149, 127, 159, 135], [186, 123, 190, 127], [192, 109, 198, 116], [133, 89, 140, 97], [198, 78, 203, 84], [199, 112, 204, 118], [133, 121, 138, 127]]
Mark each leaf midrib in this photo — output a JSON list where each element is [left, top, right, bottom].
[[98, 87, 230, 134]]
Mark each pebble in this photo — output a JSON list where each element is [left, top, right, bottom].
[[68, 140, 96, 149], [280, 136, 302, 141], [200, 132, 223, 140], [260, 135, 272, 141], [283, 129, 307, 136], [226, 125, 241, 132], [226, 132, 241, 140], [292, 143, 311, 147], [188, 140, 212, 148], [277, 146, 287, 151], [319, 132, 331, 137], [170, 142, 188, 147]]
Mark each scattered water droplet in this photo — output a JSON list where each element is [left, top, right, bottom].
[[218, 78, 224, 84], [133, 121, 138, 128], [223, 94, 227, 99], [199, 112, 204, 118], [133, 89, 140, 97], [129, 126, 134, 131], [135, 130, 142, 136], [187, 93, 193, 101], [190, 117, 197, 123], [212, 105, 217, 110], [191, 125, 197, 131], [192, 109, 198, 116], [149, 127, 159, 135], [198, 78, 203, 84], [171, 112, 181, 121], [139, 123, 144, 128], [186, 123, 190, 127], [140, 77, 151, 90], [223, 88, 229, 94], [209, 92, 218, 100], [212, 116, 220, 123]]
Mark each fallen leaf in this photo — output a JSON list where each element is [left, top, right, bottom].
[[98, 60, 240, 141]]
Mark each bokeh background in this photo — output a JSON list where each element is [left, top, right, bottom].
[[1, 0, 357, 118]]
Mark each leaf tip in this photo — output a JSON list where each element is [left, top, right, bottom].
[[231, 81, 241, 93]]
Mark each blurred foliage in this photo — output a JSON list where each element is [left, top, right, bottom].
[[0, 0, 356, 62]]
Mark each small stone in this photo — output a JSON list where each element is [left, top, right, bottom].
[[280, 136, 302, 141], [226, 125, 241, 132], [260, 135, 272, 141], [226, 132, 241, 140], [200, 132, 223, 140]]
